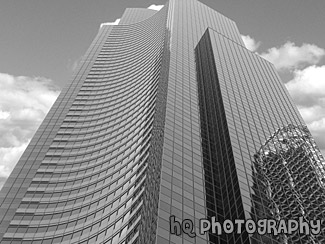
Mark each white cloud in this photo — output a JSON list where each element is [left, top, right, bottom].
[[286, 65, 325, 106], [260, 42, 325, 71], [0, 73, 59, 187], [297, 105, 325, 124], [241, 34, 261, 52], [0, 177, 7, 191], [0, 142, 29, 178], [0, 111, 10, 120], [298, 105, 325, 154], [147, 4, 164, 11], [309, 117, 325, 132], [100, 18, 121, 28], [284, 65, 325, 153]]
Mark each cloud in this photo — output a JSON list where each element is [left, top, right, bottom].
[[309, 117, 325, 132], [0, 73, 60, 189], [0, 141, 29, 178], [260, 42, 325, 71], [100, 18, 121, 28], [307, 116, 325, 157], [297, 105, 325, 125], [0, 111, 10, 120], [284, 65, 325, 154], [297, 106, 325, 157], [147, 4, 164, 11], [241, 35, 261, 52], [0, 176, 7, 192], [286, 65, 325, 107]]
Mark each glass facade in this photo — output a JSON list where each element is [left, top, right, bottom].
[[0, 0, 324, 244], [195, 28, 325, 243], [0, 5, 168, 244]]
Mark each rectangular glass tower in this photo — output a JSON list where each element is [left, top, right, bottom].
[[0, 0, 324, 243]]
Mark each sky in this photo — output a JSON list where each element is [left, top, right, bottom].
[[0, 0, 325, 189]]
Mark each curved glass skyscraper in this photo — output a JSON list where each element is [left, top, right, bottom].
[[0, 0, 324, 243]]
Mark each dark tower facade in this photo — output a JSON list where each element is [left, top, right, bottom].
[[195, 28, 325, 243], [0, 1, 324, 244]]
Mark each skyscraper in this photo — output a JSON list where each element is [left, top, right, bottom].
[[0, 0, 324, 244]]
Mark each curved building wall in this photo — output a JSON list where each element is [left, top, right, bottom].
[[0, 6, 168, 244], [119, 8, 158, 24], [0, 22, 114, 242]]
